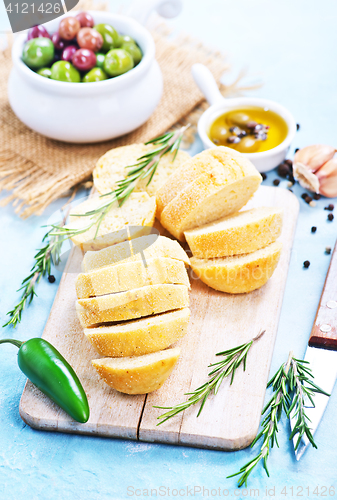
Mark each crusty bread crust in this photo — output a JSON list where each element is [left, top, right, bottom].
[[82, 235, 190, 272], [190, 241, 282, 294], [93, 143, 191, 197], [85, 308, 190, 357], [157, 147, 262, 241], [184, 207, 283, 259], [76, 257, 190, 299], [67, 192, 156, 252], [92, 347, 181, 394], [76, 283, 189, 327]]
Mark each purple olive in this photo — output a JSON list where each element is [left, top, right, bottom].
[[76, 12, 94, 28], [62, 45, 78, 62], [72, 48, 96, 71], [27, 25, 50, 40], [52, 32, 69, 51]]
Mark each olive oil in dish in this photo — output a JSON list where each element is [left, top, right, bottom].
[[208, 106, 288, 154]]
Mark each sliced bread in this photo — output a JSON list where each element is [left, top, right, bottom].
[[184, 207, 283, 259], [190, 241, 282, 294], [65, 192, 156, 252], [85, 308, 190, 357], [157, 147, 262, 241], [93, 143, 191, 196], [92, 347, 181, 394], [82, 235, 190, 272], [76, 257, 190, 299], [76, 283, 189, 327]]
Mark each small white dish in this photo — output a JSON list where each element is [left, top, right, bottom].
[[192, 64, 297, 172], [8, 0, 182, 143]]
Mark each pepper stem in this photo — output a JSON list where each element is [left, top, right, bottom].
[[0, 339, 23, 348]]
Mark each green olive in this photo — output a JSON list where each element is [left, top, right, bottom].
[[22, 38, 54, 69], [103, 48, 134, 77], [121, 41, 142, 65], [82, 67, 108, 82], [236, 136, 259, 153], [37, 67, 52, 78], [120, 34, 136, 44], [96, 53, 105, 69], [209, 123, 230, 145], [93, 23, 120, 52], [50, 61, 81, 83], [226, 112, 250, 127]]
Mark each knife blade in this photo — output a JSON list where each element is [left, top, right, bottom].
[[290, 240, 337, 460]]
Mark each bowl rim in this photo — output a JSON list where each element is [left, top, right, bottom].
[[198, 96, 297, 159], [11, 10, 156, 94]]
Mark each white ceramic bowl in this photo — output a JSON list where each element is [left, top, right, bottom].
[[192, 64, 297, 173], [8, 1, 182, 143]]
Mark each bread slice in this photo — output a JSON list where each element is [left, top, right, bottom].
[[76, 257, 190, 299], [65, 192, 156, 252], [157, 147, 262, 241], [184, 207, 283, 259], [92, 347, 181, 394], [85, 308, 190, 357], [93, 143, 191, 197], [82, 235, 190, 272], [190, 241, 282, 294], [76, 283, 189, 327]]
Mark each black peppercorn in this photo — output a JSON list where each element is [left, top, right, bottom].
[[48, 275, 56, 283], [278, 163, 291, 178], [313, 194, 321, 200], [325, 247, 332, 255], [296, 123, 300, 131], [328, 213, 334, 221], [303, 260, 310, 268], [284, 159, 293, 167], [305, 196, 313, 204], [261, 173, 267, 181], [311, 226, 317, 233], [273, 179, 280, 186], [301, 193, 308, 200], [294, 148, 299, 153]]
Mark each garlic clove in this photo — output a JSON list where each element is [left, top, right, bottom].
[[294, 145, 335, 172], [293, 161, 320, 193], [316, 158, 337, 198]]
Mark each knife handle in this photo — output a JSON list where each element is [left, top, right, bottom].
[[309, 240, 337, 349]]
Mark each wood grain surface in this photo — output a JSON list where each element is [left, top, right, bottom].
[[309, 239, 337, 350], [19, 186, 299, 450]]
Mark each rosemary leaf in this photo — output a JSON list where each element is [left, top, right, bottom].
[[154, 331, 265, 424]]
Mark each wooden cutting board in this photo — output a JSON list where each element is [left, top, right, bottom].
[[19, 186, 299, 450]]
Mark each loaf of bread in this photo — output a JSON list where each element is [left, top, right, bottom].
[[92, 347, 181, 394], [190, 241, 282, 294], [184, 207, 283, 259], [66, 192, 156, 252], [156, 147, 262, 241], [76, 257, 190, 299], [93, 143, 191, 196], [85, 308, 190, 357], [76, 283, 189, 327], [82, 235, 190, 272]]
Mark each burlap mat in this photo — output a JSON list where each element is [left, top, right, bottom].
[[0, 6, 251, 218]]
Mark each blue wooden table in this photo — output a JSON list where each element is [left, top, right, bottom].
[[0, 0, 336, 498]]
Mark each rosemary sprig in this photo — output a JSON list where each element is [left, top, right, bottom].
[[154, 330, 265, 425], [49, 125, 189, 241], [4, 127, 188, 327], [228, 351, 293, 487], [3, 210, 68, 328], [287, 357, 330, 450], [227, 351, 330, 487]]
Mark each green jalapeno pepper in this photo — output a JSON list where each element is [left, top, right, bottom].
[[0, 338, 89, 423]]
